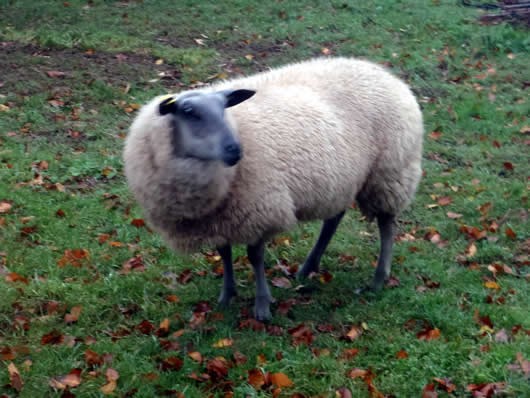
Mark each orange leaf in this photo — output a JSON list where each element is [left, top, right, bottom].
[[270, 372, 293, 388], [188, 351, 203, 362], [395, 350, 409, 359], [100, 380, 117, 394], [417, 327, 441, 341], [505, 227, 516, 240], [5, 272, 28, 284], [429, 131, 442, 140], [248, 368, 267, 389], [484, 281, 500, 290]]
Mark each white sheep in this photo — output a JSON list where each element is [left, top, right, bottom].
[[123, 57, 424, 321]]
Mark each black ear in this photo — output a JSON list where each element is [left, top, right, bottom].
[[159, 96, 178, 115], [222, 89, 256, 108]]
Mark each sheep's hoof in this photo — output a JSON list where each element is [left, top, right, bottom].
[[218, 288, 237, 308], [296, 263, 318, 280], [254, 295, 274, 322]]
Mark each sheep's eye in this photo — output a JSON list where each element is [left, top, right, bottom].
[[181, 105, 200, 119]]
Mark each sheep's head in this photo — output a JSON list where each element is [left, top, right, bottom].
[[158, 89, 255, 167]]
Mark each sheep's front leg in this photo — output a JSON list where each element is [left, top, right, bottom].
[[217, 245, 237, 307], [248, 239, 274, 321], [371, 213, 395, 291], [297, 211, 345, 279]]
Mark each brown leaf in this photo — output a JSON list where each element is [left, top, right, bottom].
[[64, 305, 82, 324], [233, 351, 247, 366], [49, 368, 82, 389], [8, 362, 23, 391], [466, 382, 506, 396], [159, 356, 183, 372], [272, 276, 292, 289], [41, 330, 64, 345], [105, 368, 119, 382], [46, 70, 67, 78], [57, 249, 89, 267], [0, 201, 12, 213], [417, 327, 441, 341], [288, 324, 314, 346], [421, 383, 438, 398], [84, 349, 103, 367], [503, 162, 514, 171], [120, 256, 145, 274], [56, 209, 66, 217], [248, 368, 267, 389], [429, 131, 442, 140], [505, 227, 517, 240], [395, 350, 408, 359], [437, 196, 452, 206], [1, 346, 16, 361], [344, 326, 363, 341], [206, 357, 229, 380], [270, 372, 293, 388], [465, 242, 477, 258], [136, 320, 155, 335], [178, 269, 193, 284], [446, 211, 462, 219], [433, 377, 456, 393], [130, 218, 145, 228], [341, 348, 360, 360]]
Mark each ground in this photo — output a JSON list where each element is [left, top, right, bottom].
[[0, 1, 528, 397]]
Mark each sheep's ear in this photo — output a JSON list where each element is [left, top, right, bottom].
[[159, 96, 178, 115], [221, 89, 256, 108]]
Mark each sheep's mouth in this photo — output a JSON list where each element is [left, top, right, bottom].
[[222, 152, 242, 167]]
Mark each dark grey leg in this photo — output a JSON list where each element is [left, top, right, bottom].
[[217, 245, 237, 307], [247, 240, 274, 321], [297, 211, 345, 279], [371, 213, 396, 290]]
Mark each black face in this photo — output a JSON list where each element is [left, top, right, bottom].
[[158, 89, 255, 166]]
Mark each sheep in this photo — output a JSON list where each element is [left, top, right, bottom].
[[123, 56, 424, 321]]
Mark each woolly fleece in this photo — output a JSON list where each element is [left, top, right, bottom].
[[123, 57, 424, 253]]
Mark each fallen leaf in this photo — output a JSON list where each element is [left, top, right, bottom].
[[344, 326, 363, 341], [437, 196, 452, 206], [288, 324, 314, 346], [484, 281, 500, 290], [395, 350, 408, 359], [188, 351, 202, 362], [446, 211, 462, 219], [49, 368, 82, 389], [206, 357, 229, 380], [272, 276, 292, 289], [429, 131, 442, 140], [212, 338, 233, 348], [465, 242, 477, 258], [466, 382, 506, 396], [64, 305, 82, 324], [159, 356, 183, 372], [417, 327, 441, 341], [348, 368, 368, 379], [41, 330, 64, 345], [433, 377, 456, 393], [57, 249, 89, 267], [84, 349, 103, 367], [336, 387, 353, 398], [421, 383, 438, 398], [505, 227, 517, 240], [0, 201, 12, 213], [270, 372, 293, 388], [248, 368, 267, 389], [8, 362, 23, 391], [494, 329, 509, 343], [503, 162, 514, 171], [100, 380, 116, 394], [5, 272, 29, 284], [130, 218, 145, 228], [46, 70, 67, 78]]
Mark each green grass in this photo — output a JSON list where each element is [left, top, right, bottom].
[[0, 0, 529, 397]]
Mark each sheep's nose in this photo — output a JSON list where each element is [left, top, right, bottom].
[[222, 143, 242, 166]]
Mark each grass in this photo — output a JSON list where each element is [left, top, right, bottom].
[[0, 0, 528, 397]]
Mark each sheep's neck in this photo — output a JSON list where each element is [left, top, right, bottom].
[[168, 160, 236, 220]]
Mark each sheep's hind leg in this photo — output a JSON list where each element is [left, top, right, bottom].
[[217, 245, 237, 307], [371, 213, 396, 291], [297, 211, 345, 279], [248, 239, 274, 321]]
